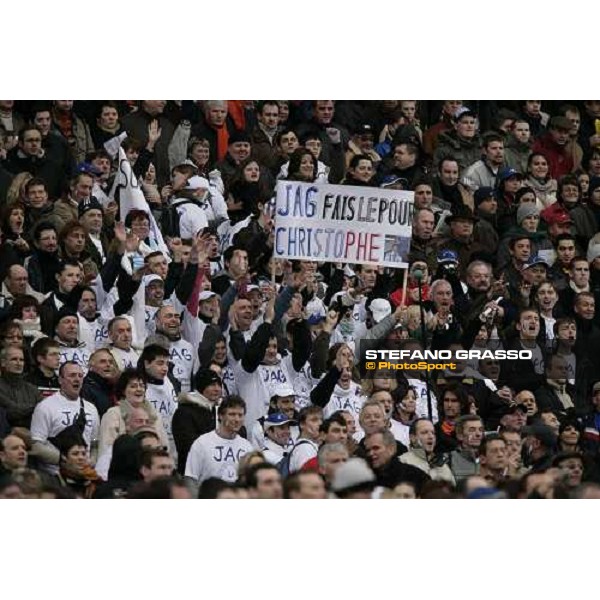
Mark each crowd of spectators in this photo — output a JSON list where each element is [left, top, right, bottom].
[[1, 99, 600, 499]]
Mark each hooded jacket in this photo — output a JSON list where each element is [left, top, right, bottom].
[[524, 176, 557, 209], [433, 131, 482, 172], [172, 392, 217, 474]]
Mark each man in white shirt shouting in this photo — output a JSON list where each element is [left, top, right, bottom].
[[30, 361, 100, 475]]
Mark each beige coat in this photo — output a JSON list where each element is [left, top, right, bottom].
[[98, 401, 168, 455], [400, 448, 456, 486]]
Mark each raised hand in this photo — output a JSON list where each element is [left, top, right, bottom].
[[147, 120, 162, 149]]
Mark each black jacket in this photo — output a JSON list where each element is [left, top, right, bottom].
[[81, 371, 115, 418], [0, 373, 41, 429], [534, 381, 577, 418], [28, 368, 60, 399], [372, 457, 431, 493], [172, 393, 217, 474], [0, 164, 13, 204], [4, 149, 66, 199], [26, 249, 61, 295], [232, 218, 271, 273]]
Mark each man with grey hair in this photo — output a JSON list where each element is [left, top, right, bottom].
[[318, 442, 349, 488], [426, 278, 461, 345], [190, 101, 235, 170], [364, 429, 430, 491]]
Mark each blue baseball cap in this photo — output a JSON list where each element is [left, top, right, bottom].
[[522, 254, 550, 270], [307, 313, 326, 325], [264, 412, 296, 429], [437, 249, 459, 264], [76, 162, 102, 177], [498, 167, 523, 182]]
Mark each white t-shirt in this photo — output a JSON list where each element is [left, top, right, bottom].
[[288, 438, 319, 473], [30, 392, 100, 474], [174, 199, 209, 239], [78, 315, 109, 352], [185, 430, 253, 484], [283, 357, 319, 412], [169, 338, 199, 393], [233, 360, 292, 427], [389, 419, 410, 448], [146, 379, 178, 456], [57, 342, 92, 375], [323, 382, 366, 421], [407, 378, 439, 423], [262, 438, 288, 465]]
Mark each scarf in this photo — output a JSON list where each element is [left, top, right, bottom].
[[441, 419, 456, 437], [215, 125, 229, 162], [569, 280, 590, 294], [98, 122, 121, 135], [547, 379, 574, 409], [228, 101, 246, 130]]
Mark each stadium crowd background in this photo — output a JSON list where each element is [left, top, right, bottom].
[[1, 99, 600, 499]]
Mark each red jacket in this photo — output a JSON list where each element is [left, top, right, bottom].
[[532, 134, 574, 180]]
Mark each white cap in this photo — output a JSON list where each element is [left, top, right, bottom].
[[369, 298, 392, 324], [331, 458, 375, 493], [185, 176, 209, 191], [271, 383, 295, 398], [142, 274, 164, 287], [199, 291, 216, 302]]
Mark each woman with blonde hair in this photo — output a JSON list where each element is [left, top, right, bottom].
[[6, 172, 32, 204]]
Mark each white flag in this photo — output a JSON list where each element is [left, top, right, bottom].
[[110, 146, 170, 257], [104, 132, 128, 159]]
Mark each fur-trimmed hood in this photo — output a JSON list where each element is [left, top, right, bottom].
[[177, 391, 214, 410]]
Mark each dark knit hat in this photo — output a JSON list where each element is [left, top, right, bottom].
[[474, 187, 495, 207], [78, 197, 104, 219], [194, 369, 222, 392], [54, 306, 78, 330], [228, 130, 251, 145]]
